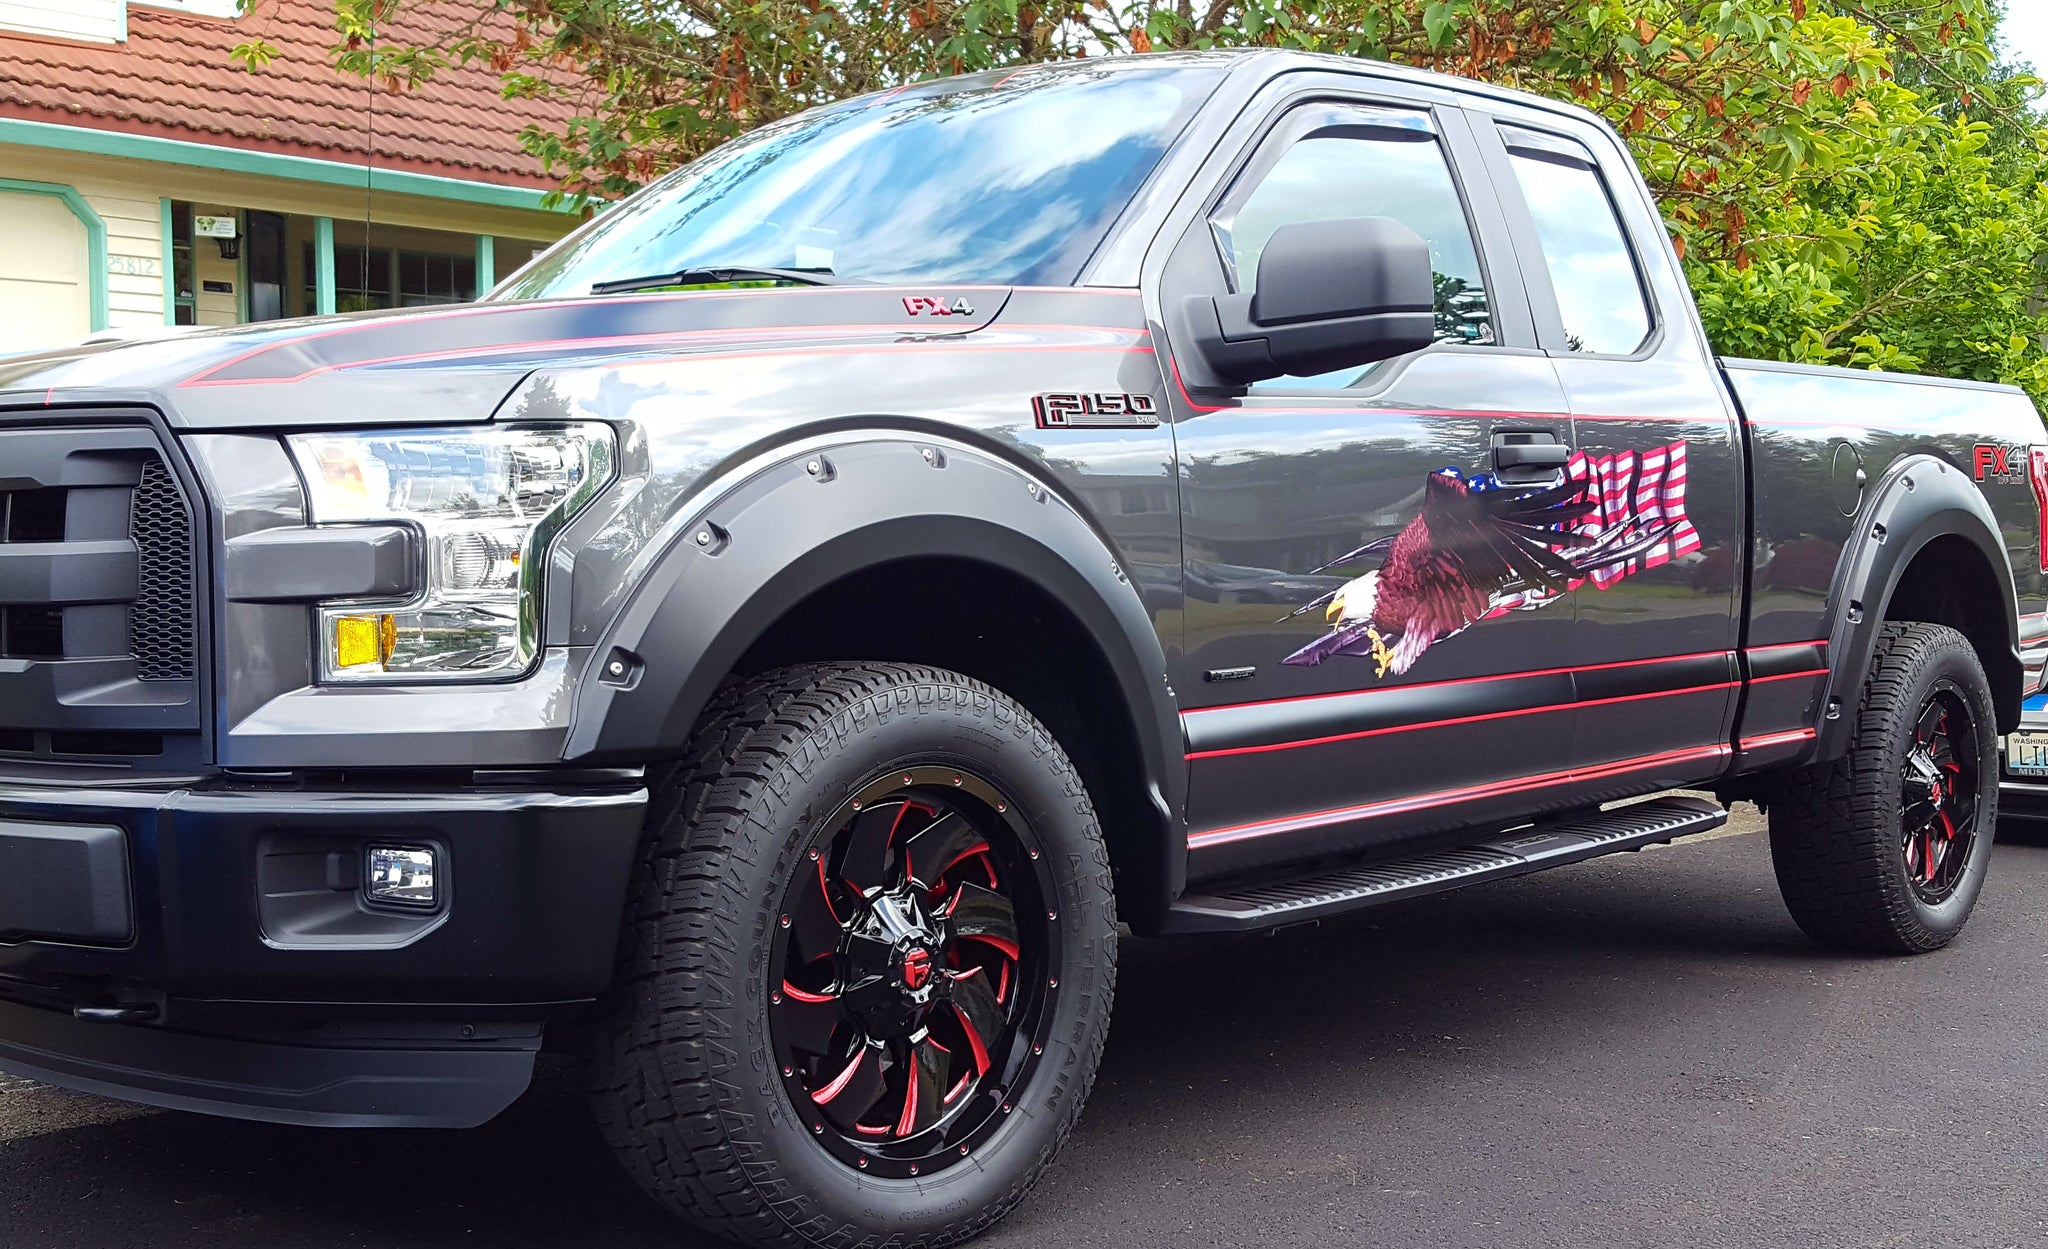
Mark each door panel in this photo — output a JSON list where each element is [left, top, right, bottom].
[[1479, 115, 1745, 794], [1158, 94, 1588, 880]]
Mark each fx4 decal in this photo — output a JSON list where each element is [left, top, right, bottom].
[[1973, 443, 2048, 569], [903, 295, 976, 317], [1032, 392, 1161, 429]]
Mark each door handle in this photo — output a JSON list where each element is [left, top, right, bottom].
[[1490, 431, 1570, 483]]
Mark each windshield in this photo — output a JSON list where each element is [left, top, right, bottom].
[[493, 64, 1224, 300]]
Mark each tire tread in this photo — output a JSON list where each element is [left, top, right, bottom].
[[586, 661, 1114, 1249], [1769, 621, 1996, 954]]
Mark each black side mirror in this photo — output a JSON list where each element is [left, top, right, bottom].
[[1185, 217, 1437, 385]]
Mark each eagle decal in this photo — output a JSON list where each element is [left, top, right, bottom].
[[1284, 441, 1700, 676]]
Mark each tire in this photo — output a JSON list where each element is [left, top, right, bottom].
[[1769, 622, 1999, 954], [586, 662, 1117, 1249]]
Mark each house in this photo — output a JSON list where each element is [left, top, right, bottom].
[[0, 0, 578, 353]]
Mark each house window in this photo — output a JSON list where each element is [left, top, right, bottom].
[[306, 243, 477, 313]]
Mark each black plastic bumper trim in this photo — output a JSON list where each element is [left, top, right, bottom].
[[0, 997, 536, 1128]]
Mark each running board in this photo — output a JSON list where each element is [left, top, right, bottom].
[[1162, 795, 1726, 934]]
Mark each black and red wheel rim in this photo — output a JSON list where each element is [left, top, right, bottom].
[[1900, 682, 1980, 905], [768, 764, 1058, 1179]]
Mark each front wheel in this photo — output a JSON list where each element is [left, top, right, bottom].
[[587, 662, 1117, 1249], [1769, 622, 1999, 953]]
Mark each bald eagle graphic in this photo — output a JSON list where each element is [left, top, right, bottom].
[[1285, 441, 1700, 676]]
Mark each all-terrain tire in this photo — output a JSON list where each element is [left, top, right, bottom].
[[585, 662, 1117, 1248], [1769, 622, 1999, 954]]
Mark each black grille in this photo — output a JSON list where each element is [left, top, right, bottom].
[[129, 459, 197, 680]]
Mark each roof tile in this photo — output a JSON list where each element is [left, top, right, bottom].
[[0, 0, 575, 188]]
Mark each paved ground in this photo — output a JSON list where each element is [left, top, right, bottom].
[[7, 805, 2048, 1249]]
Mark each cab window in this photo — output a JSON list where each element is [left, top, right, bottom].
[[1210, 107, 1494, 388], [1500, 126, 1653, 355]]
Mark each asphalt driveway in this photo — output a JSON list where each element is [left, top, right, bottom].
[[6, 805, 2048, 1249]]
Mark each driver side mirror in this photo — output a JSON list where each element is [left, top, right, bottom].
[[1185, 217, 1437, 385]]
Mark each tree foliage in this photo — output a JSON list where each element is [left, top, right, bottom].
[[237, 0, 2048, 399]]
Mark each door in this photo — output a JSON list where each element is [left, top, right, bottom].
[[0, 191, 89, 353], [1158, 91, 1588, 879], [245, 210, 287, 322], [1476, 114, 1745, 794]]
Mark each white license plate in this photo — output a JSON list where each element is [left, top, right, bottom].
[[2007, 731, 2048, 776]]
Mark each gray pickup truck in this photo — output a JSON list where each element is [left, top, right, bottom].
[[2, 49, 2044, 1249]]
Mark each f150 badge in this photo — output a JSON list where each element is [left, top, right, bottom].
[[1033, 392, 1161, 429]]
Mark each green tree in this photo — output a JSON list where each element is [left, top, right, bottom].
[[239, 0, 2048, 399]]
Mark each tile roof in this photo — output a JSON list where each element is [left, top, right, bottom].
[[0, 0, 575, 188]]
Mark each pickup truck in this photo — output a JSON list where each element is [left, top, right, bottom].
[[1, 49, 2043, 1249]]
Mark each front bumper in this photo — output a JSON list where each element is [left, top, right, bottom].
[[0, 771, 647, 1126]]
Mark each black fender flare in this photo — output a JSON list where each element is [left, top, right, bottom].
[[564, 433, 1188, 903], [1814, 452, 2021, 759]]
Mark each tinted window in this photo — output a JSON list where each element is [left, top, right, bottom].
[[495, 65, 1223, 298], [1506, 146, 1652, 354], [1213, 115, 1495, 381]]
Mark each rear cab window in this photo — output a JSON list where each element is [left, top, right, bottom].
[[1497, 125, 1654, 356]]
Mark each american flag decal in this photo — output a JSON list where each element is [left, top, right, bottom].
[[1563, 439, 1702, 588]]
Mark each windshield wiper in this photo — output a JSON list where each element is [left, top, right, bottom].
[[592, 266, 850, 295]]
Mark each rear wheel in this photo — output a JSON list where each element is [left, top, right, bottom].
[[1769, 622, 1999, 953], [587, 662, 1116, 1248]]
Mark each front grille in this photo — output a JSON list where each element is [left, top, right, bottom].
[[0, 446, 196, 674], [0, 422, 202, 763], [129, 460, 197, 680]]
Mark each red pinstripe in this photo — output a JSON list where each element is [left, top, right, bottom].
[[1183, 648, 1734, 720], [1738, 727, 1817, 751]]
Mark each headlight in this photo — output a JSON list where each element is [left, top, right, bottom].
[[288, 424, 616, 683]]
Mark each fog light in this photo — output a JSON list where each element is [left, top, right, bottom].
[[365, 846, 439, 908]]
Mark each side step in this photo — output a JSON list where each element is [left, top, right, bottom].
[[1162, 795, 1726, 934]]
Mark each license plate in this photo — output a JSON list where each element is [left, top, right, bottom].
[[2007, 731, 2048, 776]]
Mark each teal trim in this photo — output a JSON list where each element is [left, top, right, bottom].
[[0, 118, 568, 214], [235, 211, 250, 323], [0, 177, 108, 332], [159, 197, 175, 326], [475, 234, 496, 295], [314, 217, 336, 316]]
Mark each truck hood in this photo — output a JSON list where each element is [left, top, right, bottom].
[[0, 286, 1012, 430]]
